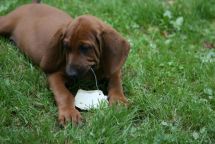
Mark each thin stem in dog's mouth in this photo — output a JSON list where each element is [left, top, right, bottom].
[[90, 67, 99, 90]]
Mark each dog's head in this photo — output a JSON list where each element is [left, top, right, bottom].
[[62, 15, 130, 79]]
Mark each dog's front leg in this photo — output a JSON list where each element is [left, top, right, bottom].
[[48, 72, 82, 125], [108, 70, 128, 106]]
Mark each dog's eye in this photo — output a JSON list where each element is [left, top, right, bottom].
[[79, 44, 92, 54]]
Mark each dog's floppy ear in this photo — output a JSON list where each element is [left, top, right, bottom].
[[40, 27, 67, 73], [101, 26, 130, 76]]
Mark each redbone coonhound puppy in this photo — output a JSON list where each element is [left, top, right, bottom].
[[0, 0, 130, 125]]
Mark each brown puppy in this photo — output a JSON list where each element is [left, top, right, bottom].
[[0, 2, 130, 125]]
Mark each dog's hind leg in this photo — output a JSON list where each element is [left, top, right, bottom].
[[0, 16, 14, 35]]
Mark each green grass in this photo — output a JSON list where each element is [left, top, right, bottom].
[[0, 0, 215, 143]]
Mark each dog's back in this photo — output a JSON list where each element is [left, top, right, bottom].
[[0, 3, 72, 71]]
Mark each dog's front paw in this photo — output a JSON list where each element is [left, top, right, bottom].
[[58, 107, 82, 126], [109, 95, 128, 106]]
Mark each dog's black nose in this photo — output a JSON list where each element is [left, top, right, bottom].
[[66, 64, 89, 79], [66, 66, 79, 79]]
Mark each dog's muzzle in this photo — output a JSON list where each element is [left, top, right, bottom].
[[66, 65, 89, 79]]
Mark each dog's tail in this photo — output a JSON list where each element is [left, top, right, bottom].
[[32, 0, 41, 3]]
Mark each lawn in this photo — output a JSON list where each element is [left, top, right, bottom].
[[0, 0, 215, 143]]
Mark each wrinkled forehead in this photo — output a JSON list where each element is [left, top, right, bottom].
[[73, 28, 95, 40], [67, 17, 102, 38], [68, 25, 97, 46]]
